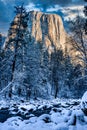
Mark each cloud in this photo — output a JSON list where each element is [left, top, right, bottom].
[[26, 3, 43, 12], [46, 5, 61, 12], [0, 0, 85, 33]]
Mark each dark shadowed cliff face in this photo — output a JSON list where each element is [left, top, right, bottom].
[[1, 11, 84, 99]]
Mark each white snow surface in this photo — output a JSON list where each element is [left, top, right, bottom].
[[81, 91, 87, 102], [81, 91, 87, 109], [0, 97, 87, 130]]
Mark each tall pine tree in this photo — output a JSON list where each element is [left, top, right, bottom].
[[84, 0, 87, 34], [0, 4, 29, 98]]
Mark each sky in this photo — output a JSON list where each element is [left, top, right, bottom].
[[0, 0, 85, 34]]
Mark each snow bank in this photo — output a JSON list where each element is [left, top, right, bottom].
[[0, 98, 87, 130], [81, 91, 87, 109], [80, 91, 87, 115]]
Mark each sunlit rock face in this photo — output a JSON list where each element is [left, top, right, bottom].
[[28, 11, 66, 53], [28, 11, 81, 63], [2, 11, 84, 98]]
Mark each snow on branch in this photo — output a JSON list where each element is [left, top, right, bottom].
[[0, 82, 12, 94]]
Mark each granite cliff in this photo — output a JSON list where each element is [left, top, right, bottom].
[[0, 11, 84, 98]]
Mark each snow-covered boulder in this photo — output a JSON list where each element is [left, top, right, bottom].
[[81, 91, 87, 115], [37, 114, 51, 123], [68, 110, 85, 125], [54, 123, 68, 130]]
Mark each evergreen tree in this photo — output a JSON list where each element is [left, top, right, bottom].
[[0, 33, 2, 42], [10, 4, 29, 80], [51, 48, 64, 98], [0, 4, 29, 98], [9, 4, 29, 97], [84, 0, 87, 34], [0, 33, 2, 50]]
